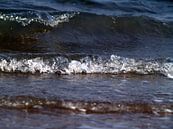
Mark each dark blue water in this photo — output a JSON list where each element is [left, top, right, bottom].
[[0, 0, 173, 129]]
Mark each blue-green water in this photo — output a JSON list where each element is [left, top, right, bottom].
[[0, 0, 173, 129]]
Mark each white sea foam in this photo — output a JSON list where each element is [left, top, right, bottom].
[[0, 55, 172, 78], [0, 12, 77, 27]]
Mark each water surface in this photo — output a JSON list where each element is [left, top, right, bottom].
[[0, 0, 173, 128]]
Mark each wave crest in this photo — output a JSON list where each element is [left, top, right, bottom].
[[0, 11, 77, 27]]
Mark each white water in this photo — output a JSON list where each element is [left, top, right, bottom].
[[0, 11, 77, 27], [0, 55, 172, 78]]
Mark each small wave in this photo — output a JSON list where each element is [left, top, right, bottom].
[[0, 55, 172, 79], [0, 96, 172, 115], [0, 11, 77, 27], [0, 12, 173, 54]]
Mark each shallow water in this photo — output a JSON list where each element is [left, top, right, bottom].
[[0, 0, 173, 129], [0, 109, 173, 129], [0, 74, 173, 128]]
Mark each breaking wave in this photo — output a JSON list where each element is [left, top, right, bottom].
[[0, 54, 172, 79], [0, 11, 77, 27]]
